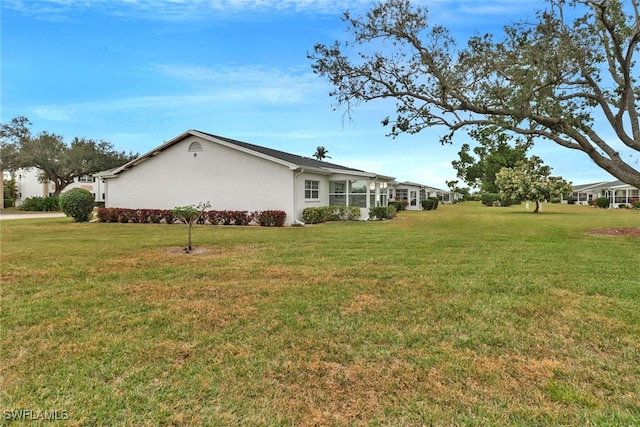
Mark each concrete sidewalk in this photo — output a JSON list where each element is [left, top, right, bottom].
[[0, 211, 66, 221]]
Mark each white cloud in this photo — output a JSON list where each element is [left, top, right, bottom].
[[31, 64, 327, 121], [3, 0, 371, 21]]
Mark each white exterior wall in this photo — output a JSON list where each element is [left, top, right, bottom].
[[105, 136, 297, 223], [7, 168, 106, 206], [14, 168, 48, 205], [294, 172, 331, 223], [393, 183, 424, 210]]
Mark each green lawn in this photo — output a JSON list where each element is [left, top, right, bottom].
[[1, 202, 638, 425]]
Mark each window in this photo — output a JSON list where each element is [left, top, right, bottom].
[[409, 190, 418, 206], [348, 179, 367, 207], [78, 175, 94, 183], [614, 190, 627, 203], [305, 180, 319, 199], [395, 189, 408, 201], [188, 141, 202, 151], [329, 181, 346, 206]]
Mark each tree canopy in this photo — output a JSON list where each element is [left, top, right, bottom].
[[495, 156, 573, 213], [452, 127, 532, 193], [310, 0, 640, 187], [0, 117, 137, 196], [313, 146, 331, 160]]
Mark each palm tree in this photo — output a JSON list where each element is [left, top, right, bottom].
[[312, 146, 331, 161]]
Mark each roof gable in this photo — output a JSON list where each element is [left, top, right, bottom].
[[110, 130, 385, 178]]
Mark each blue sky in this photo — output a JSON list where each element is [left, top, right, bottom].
[[1, 0, 620, 187]]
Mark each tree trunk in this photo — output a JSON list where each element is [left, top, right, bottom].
[[187, 224, 193, 252], [533, 200, 540, 213]]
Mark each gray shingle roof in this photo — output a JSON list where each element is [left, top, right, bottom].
[[197, 130, 368, 173]]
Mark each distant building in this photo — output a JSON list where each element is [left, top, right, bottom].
[[3, 168, 106, 207], [571, 180, 639, 208]]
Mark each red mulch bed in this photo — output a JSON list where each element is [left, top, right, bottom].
[[585, 227, 640, 237]]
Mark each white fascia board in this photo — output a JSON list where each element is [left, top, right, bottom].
[[323, 168, 375, 178]]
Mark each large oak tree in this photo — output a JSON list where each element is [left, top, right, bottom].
[[309, 0, 640, 187], [1, 117, 137, 196]]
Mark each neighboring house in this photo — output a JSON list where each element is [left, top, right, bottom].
[[3, 168, 106, 207], [99, 130, 397, 225], [571, 180, 639, 207], [390, 181, 462, 209]]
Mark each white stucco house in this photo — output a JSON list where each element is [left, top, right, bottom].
[[99, 130, 397, 225], [3, 167, 106, 207], [389, 181, 463, 209], [571, 180, 639, 207]]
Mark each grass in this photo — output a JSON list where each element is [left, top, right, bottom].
[[1, 202, 639, 425]]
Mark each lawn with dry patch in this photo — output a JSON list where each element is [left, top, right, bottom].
[[1, 203, 638, 425]]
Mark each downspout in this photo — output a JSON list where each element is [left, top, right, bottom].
[[293, 168, 306, 226]]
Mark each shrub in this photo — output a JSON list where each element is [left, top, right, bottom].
[[255, 210, 286, 227], [429, 197, 439, 210], [421, 199, 436, 210], [595, 197, 610, 209], [481, 193, 499, 206], [147, 210, 163, 223], [302, 206, 361, 224], [20, 196, 60, 211], [389, 200, 406, 211], [633, 201, 640, 209], [96, 207, 108, 222], [205, 210, 253, 225], [302, 207, 323, 224], [59, 188, 95, 222], [161, 210, 175, 224], [369, 205, 397, 220]]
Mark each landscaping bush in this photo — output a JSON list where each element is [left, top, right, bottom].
[[421, 198, 440, 210], [302, 206, 361, 224], [20, 196, 60, 211], [205, 210, 253, 225], [161, 210, 175, 224], [633, 201, 640, 209], [389, 200, 407, 211], [369, 205, 397, 220], [595, 197, 610, 209], [302, 207, 323, 224], [59, 188, 94, 222], [429, 197, 439, 209], [481, 193, 499, 206], [254, 210, 286, 227], [421, 199, 434, 210], [93, 207, 288, 226]]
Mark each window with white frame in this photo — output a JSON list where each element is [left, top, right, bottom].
[[395, 189, 408, 201], [329, 181, 346, 206], [348, 179, 367, 207], [305, 180, 319, 199], [78, 175, 94, 183]]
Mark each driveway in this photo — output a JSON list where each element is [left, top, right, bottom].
[[0, 211, 66, 221]]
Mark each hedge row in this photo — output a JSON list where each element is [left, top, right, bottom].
[[421, 197, 439, 211], [20, 196, 60, 212], [302, 206, 361, 224], [96, 208, 287, 227], [368, 205, 397, 220]]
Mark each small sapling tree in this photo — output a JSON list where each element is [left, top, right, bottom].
[[171, 202, 210, 253]]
